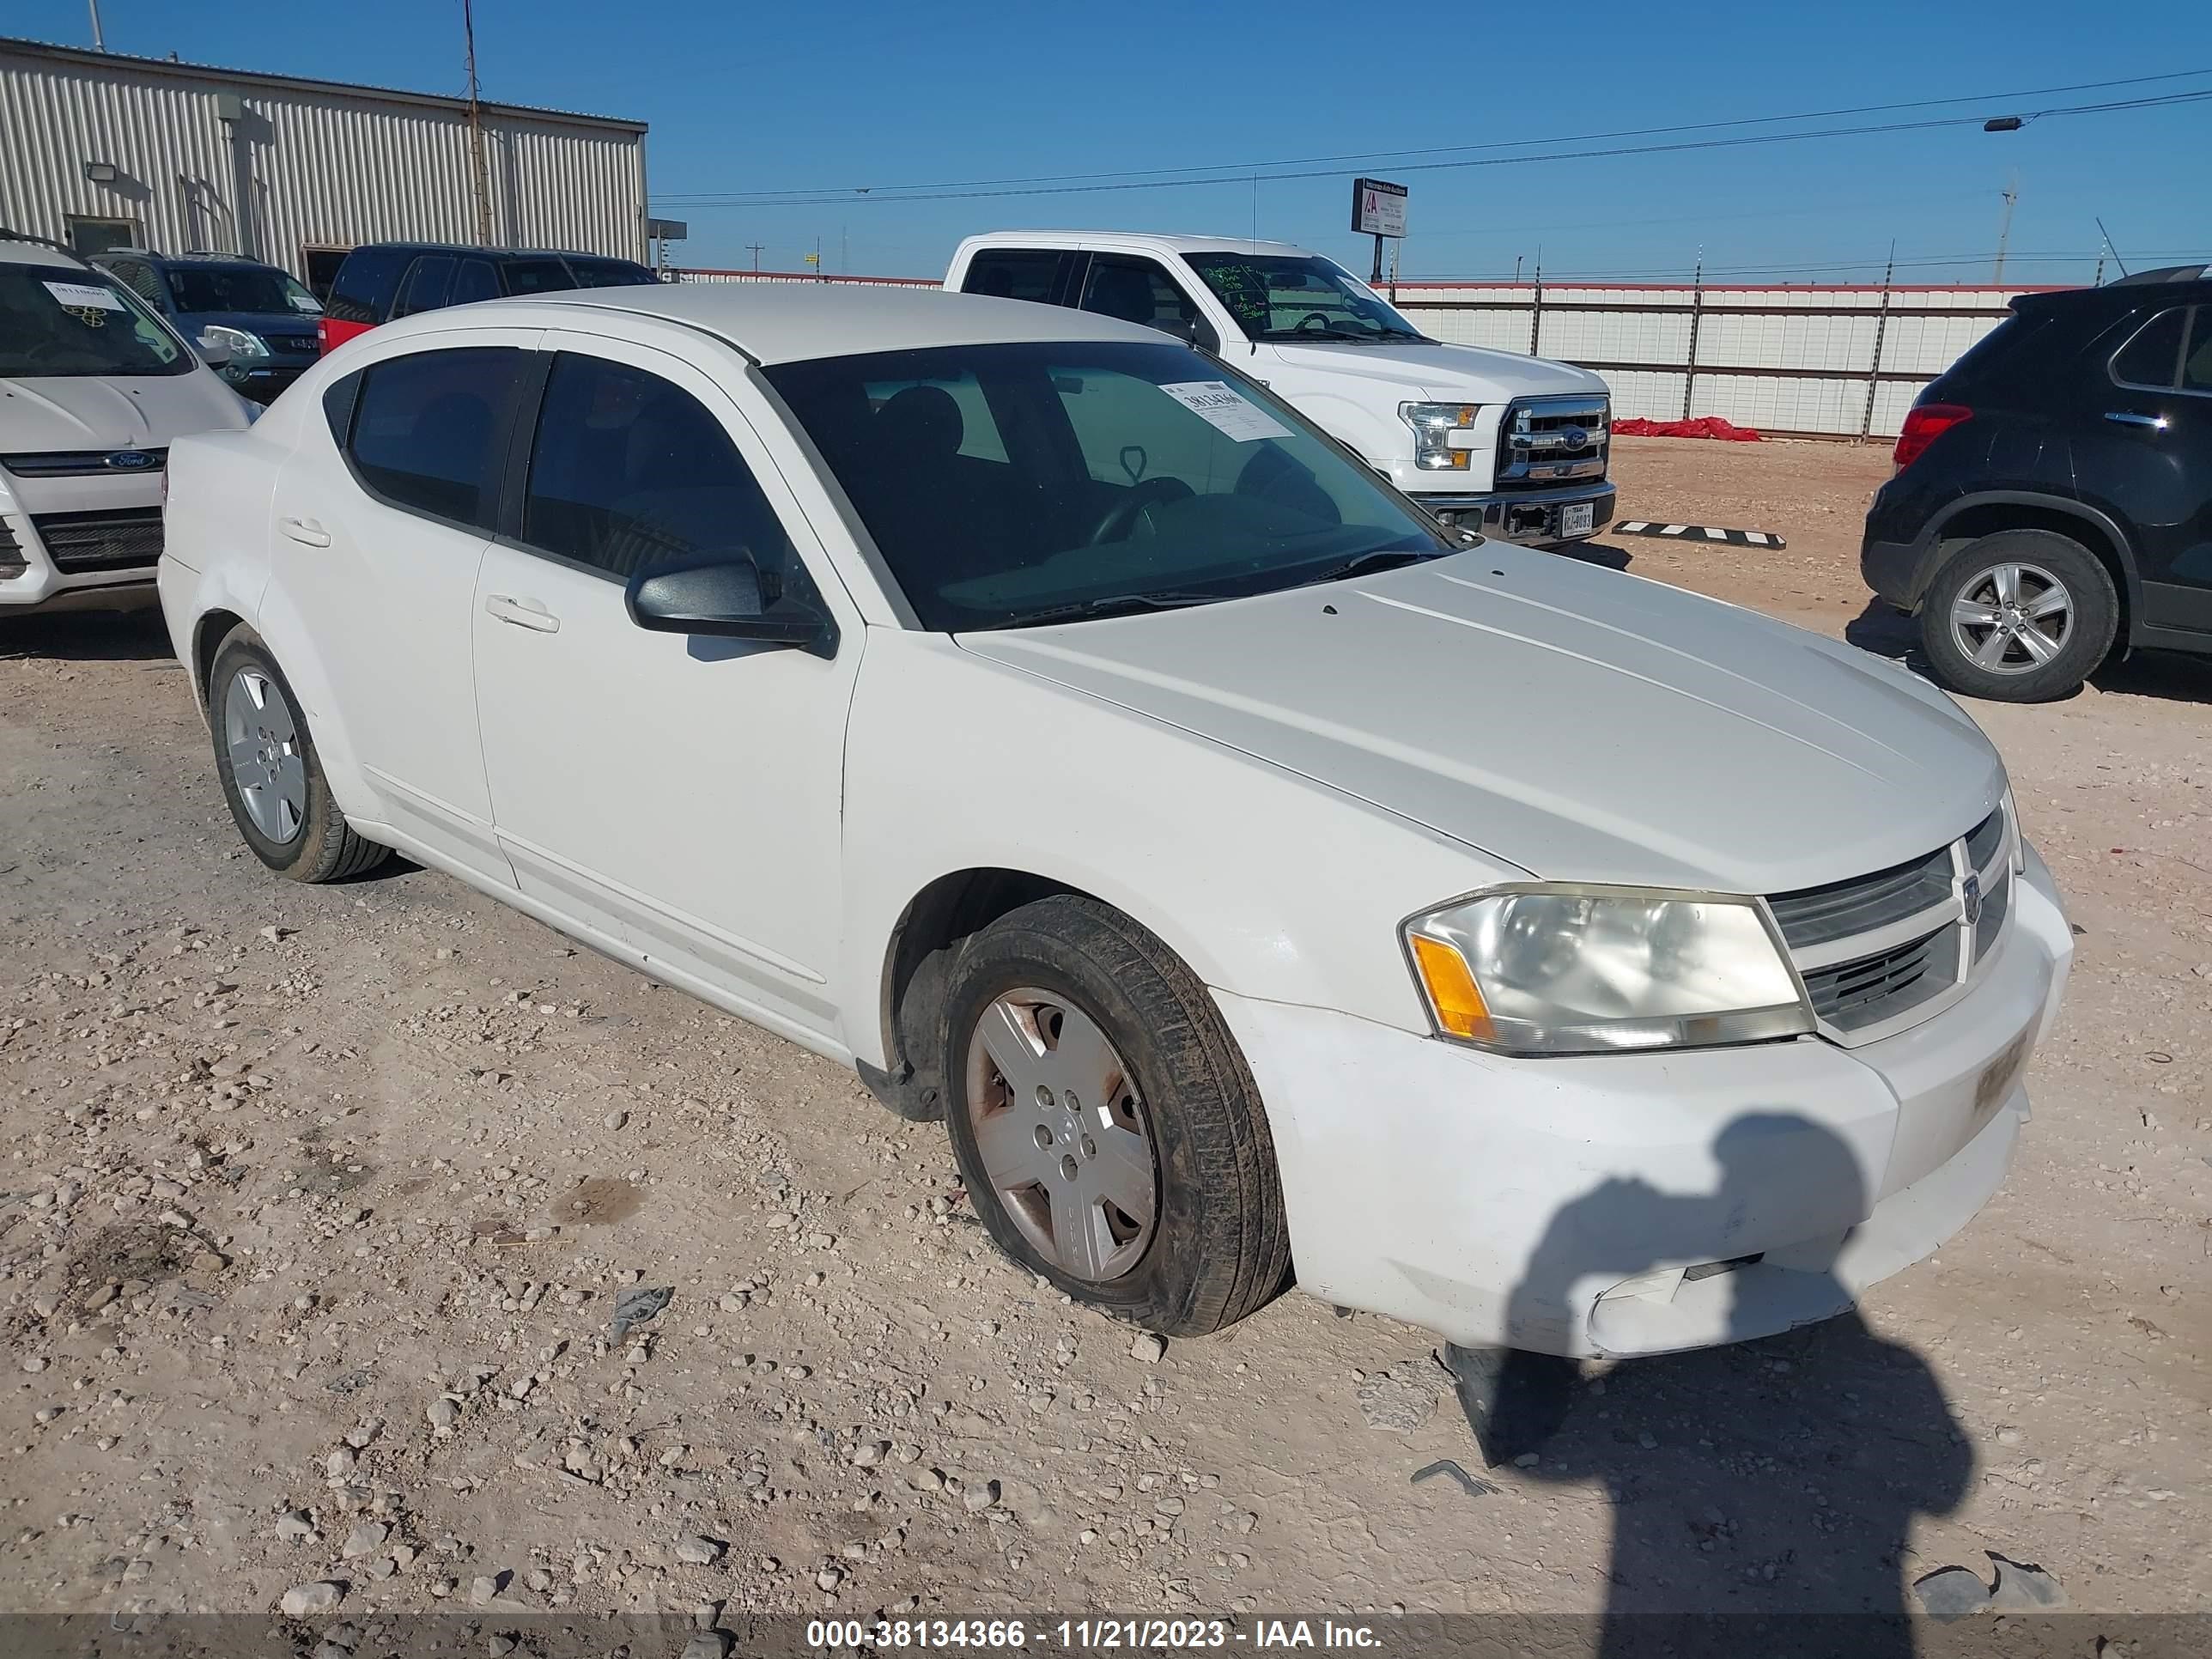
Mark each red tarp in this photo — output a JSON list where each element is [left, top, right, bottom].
[[1613, 416, 1764, 441]]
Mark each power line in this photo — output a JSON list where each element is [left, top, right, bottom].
[[656, 71, 2212, 209]]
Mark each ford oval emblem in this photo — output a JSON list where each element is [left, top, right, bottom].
[[106, 450, 154, 470], [1561, 426, 1589, 449]]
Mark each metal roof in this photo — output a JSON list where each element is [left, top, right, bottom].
[[0, 35, 647, 132]]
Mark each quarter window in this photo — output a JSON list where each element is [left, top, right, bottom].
[[2182, 308, 2212, 395], [344, 347, 522, 530], [2112, 307, 2186, 389], [520, 353, 803, 590]]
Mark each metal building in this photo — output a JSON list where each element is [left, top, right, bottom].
[[0, 36, 648, 293]]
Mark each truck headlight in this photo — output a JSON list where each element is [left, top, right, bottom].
[[198, 325, 270, 360], [1403, 884, 1812, 1055], [1400, 402, 1475, 471]]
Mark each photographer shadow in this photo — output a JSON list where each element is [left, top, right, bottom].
[[1451, 1114, 1970, 1657]]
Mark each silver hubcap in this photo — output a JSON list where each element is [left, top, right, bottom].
[[223, 666, 307, 844], [963, 988, 1158, 1284], [1949, 562, 2073, 675]]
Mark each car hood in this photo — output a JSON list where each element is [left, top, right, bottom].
[[0, 371, 249, 453], [1265, 337, 1608, 403], [955, 550, 2003, 896]]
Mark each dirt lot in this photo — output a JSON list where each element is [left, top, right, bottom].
[[3, 436, 2208, 1644]]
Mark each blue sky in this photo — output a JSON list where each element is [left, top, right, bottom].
[[16, 0, 2212, 282]]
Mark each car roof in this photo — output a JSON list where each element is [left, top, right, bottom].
[[343, 242, 641, 263], [402, 282, 1170, 364], [0, 237, 91, 270], [962, 229, 1318, 258], [2015, 272, 2212, 316]]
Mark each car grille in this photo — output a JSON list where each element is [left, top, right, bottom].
[[30, 508, 165, 573], [1496, 397, 1609, 490], [1766, 804, 2012, 1042], [262, 333, 319, 355], [0, 448, 167, 479]]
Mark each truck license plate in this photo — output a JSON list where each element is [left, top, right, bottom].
[[1562, 502, 1595, 537]]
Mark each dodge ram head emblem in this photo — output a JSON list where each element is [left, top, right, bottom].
[[1960, 872, 1983, 928]]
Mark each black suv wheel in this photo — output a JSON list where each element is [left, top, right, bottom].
[[1917, 529, 2118, 702]]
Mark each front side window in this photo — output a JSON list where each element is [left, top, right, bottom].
[[766, 340, 1443, 631], [1078, 256, 1201, 334], [1182, 252, 1425, 344], [0, 263, 192, 378], [564, 258, 658, 289], [344, 347, 522, 529], [2112, 307, 2186, 389], [521, 353, 804, 589], [165, 263, 320, 316]]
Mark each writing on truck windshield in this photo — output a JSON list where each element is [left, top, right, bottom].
[[1182, 252, 1427, 343]]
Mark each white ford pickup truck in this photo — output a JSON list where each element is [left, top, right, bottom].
[[946, 230, 1614, 544]]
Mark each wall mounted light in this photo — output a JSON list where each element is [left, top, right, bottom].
[[83, 161, 118, 184]]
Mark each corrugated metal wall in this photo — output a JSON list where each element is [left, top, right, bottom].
[[1392, 281, 2054, 439], [0, 41, 647, 276]]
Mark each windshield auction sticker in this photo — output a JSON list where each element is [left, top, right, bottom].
[[1159, 380, 1292, 442], [42, 281, 126, 312]]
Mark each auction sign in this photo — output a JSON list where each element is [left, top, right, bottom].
[[1352, 177, 1408, 239]]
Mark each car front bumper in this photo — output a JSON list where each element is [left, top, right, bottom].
[[1212, 844, 2071, 1357], [1411, 480, 1616, 545], [0, 477, 166, 615]]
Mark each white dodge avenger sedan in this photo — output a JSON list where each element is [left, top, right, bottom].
[[159, 284, 2071, 1358]]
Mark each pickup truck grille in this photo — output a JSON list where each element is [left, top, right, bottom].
[[1496, 397, 1608, 490], [30, 508, 165, 573], [1766, 804, 2012, 1043]]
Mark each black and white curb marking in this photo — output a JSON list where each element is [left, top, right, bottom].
[[1615, 520, 1788, 549]]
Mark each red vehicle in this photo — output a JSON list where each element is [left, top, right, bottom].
[[318, 243, 657, 352]]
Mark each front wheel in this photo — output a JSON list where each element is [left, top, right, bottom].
[[1916, 529, 2118, 702], [940, 895, 1290, 1337], [209, 629, 390, 883]]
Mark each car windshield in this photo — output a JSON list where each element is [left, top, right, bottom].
[[166, 263, 320, 316], [764, 339, 1449, 631], [0, 263, 194, 378], [1182, 252, 1426, 343]]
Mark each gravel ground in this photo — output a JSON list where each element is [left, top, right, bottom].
[[2, 436, 2207, 1638]]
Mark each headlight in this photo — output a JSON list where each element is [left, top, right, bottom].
[[1400, 402, 1476, 471], [1403, 884, 1812, 1055], [198, 325, 270, 360]]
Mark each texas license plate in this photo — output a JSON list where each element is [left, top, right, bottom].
[[1561, 502, 1595, 537]]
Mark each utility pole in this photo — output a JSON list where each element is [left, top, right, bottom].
[[1992, 171, 2018, 284], [461, 0, 495, 246], [745, 242, 765, 272]]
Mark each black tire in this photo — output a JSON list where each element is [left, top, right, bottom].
[[1916, 529, 2118, 702], [940, 895, 1291, 1338], [208, 628, 390, 883]]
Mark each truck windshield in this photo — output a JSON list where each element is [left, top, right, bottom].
[[167, 264, 320, 316], [0, 264, 194, 378], [1182, 253, 1426, 343], [765, 338, 1448, 631]]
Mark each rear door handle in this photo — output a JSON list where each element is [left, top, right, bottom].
[[278, 515, 331, 547], [484, 593, 560, 634], [2103, 411, 2170, 431]]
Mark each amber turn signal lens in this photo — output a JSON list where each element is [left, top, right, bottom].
[[1409, 933, 1495, 1042]]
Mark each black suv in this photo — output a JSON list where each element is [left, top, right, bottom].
[[1862, 265, 2212, 701], [320, 243, 657, 352]]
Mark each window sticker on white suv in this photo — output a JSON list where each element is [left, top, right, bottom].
[[1158, 380, 1292, 442], [42, 281, 125, 312]]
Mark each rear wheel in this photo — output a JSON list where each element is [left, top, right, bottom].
[[209, 629, 390, 883], [1916, 529, 2117, 702], [940, 895, 1290, 1337]]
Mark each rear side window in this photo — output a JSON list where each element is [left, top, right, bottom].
[[565, 258, 657, 289], [520, 352, 802, 588], [326, 247, 410, 325], [960, 248, 1073, 306], [2181, 309, 2212, 394], [393, 255, 456, 319], [2112, 307, 2187, 389], [343, 348, 522, 530], [503, 258, 578, 295]]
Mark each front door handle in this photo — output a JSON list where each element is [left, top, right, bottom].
[[278, 515, 331, 547], [2104, 411, 2171, 431], [484, 593, 560, 634]]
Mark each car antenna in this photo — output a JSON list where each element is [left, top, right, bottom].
[[2094, 216, 2129, 278]]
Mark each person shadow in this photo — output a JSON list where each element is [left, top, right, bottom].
[[1448, 1114, 1971, 1659]]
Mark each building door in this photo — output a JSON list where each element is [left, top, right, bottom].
[[302, 246, 350, 301]]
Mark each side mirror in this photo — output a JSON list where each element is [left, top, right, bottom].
[[625, 556, 836, 657]]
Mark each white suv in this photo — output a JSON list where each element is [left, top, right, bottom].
[[160, 283, 2069, 1361], [948, 231, 1613, 544], [0, 234, 251, 615]]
